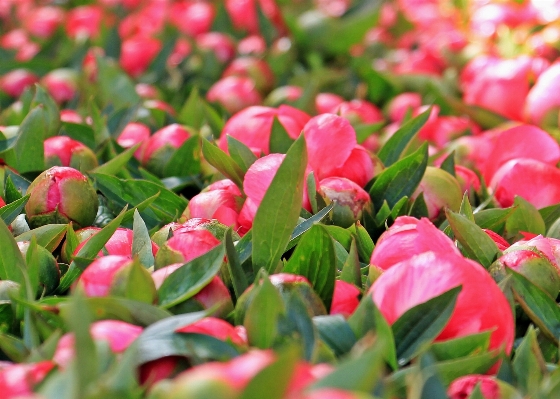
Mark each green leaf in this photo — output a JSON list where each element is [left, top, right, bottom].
[[239, 346, 299, 399], [283, 225, 336, 309], [392, 286, 461, 366], [0, 333, 28, 362], [244, 272, 285, 349], [91, 144, 140, 176], [225, 229, 248, 300], [439, 151, 456, 177], [162, 135, 201, 177], [57, 207, 128, 293], [370, 142, 428, 211], [178, 88, 205, 129], [16, 224, 67, 253], [473, 208, 515, 233], [269, 117, 294, 154], [378, 108, 431, 166], [351, 222, 375, 263], [132, 210, 154, 268], [431, 331, 491, 361], [3, 107, 45, 173], [252, 135, 308, 273], [60, 122, 96, 150], [201, 137, 244, 188], [110, 259, 157, 304], [89, 100, 110, 147], [227, 135, 258, 173], [508, 269, 560, 345], [355, 122, 384, 144], [30, 85, 59, 139], [512, 326, 545, 394], [539, 203, 560, 231], [5, 175, 23, 202], [96, 56, 140, 110], [0, 194, 29, 225], [505, 196, 546, 239], [459, 192, 475, 221], [324, 225, 353, 249], [0, 217, 25, 285], [340, 239, 362, 288], [282, 291, 318, 361], [158, 243, 225, 308], [446, 209, 501, 268], [313, 315, 356, 357]]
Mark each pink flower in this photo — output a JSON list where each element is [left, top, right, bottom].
[[225, 0, 284, 35], [53, 320, 142, 368], [72, 227, 159, 259], [292, 389, 366, 399], [196, 32, 236, 64], [315, 93, 344, 114], [0, 361, 55, 398], [333, 99, 384, 125], [524, 61, 560, 126], [155, 229, 221, 268], [411, 166, 462, 220], [0, 69, 38, 98], [75, 255, 132, 297], [218, 105, 311, 155], [370, 216, 461, 270], [60, 109, 83, 124], [330, 280, 360, 318], [387, 92, 422, 123], [206, 76, 263, 115], [117, 122, 151, 159], [482, 124, 560, 183], [169, 1, 215, 37], [222, 56, 275, 93], [184, 189, 242, 230], [448, 375, 500, 399], [370, 251, 514, 356], [175, 317, 247, 346], [319, 177, 371, 227], [455, 165, 481, 193], [141, 123, 192, 176], [120, 35, 162, 78], [237, 35, 267, 56], [483, 229, 510, 251], [44, 136, 98, 172], [24, 6, 64, 39], [65, 5, 103, 39], [490, 158, 560, 209]]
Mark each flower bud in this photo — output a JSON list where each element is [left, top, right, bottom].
[[120, 34, 162, 78], [411, 166, 462, 221], [116, 122, 150, 160], [25, 166, 99, 229], [151, 218, 234, 247], [65, 5, 103, 40], [330, 280, 361, 318], [448, 375, 500, 399], [183, 188, 243, 230], [195, 32, 236, 64], [315, 93, 344, 114], [17, 241, 60, 295], [206, 76, 262, 115], [175, 317, 247, 347], [223, 56, 275, 93], [0, 361, 55, 398], [40, 69, 78, 104], [0, 69, 38, 98], [169, 1, 215, 37], [44, 136, 98, 172], [74, 255, 132, 297], [72, 227, 159, 260], [319, 177, 371, 228], [154, 229, 221, 268], [141, 124, 193, 177]]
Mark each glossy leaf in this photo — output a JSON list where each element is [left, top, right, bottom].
[[162, 135, 201, 178], [16, 224, 67, 253], [91, 144, 140, 176], [227, 135, 258, 173], [132, 210, 154, 268], [0, 194, 29, 225], [269, 117, 294, 154], [505, 196, 546, 239], [313, 315, 356, 357], [201, 137, 244, 188]]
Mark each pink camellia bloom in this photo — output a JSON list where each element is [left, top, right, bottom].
[[524, 62, 560, 126], [225, 0, 284, 35], [120, 35, 162, 78], [411, 166, 462, 221], [44, 136, 98, 172], [75, 255, 133, 297], [330, 280, 361, 318], [73, 227, 159, 259], [25, 166, 99, 229], [303, 114, 377, 186], [116, 122, 151, 159], [207, 76, 263, 115], [448, 375, 500, 399], [315, 93, 344, 114], [183, 189, 242, 230], [40, 68, 78, 104], [370, 251, 514, 356], [218, 105, 311, 155], [387, 92, 422, 123], [141, 123, 193, 176], [490, 158, 560, 209], [169, 1, 215, 37], [0, 361, 55, 398], [482, 124, 560, 183], [223, 56, 275, 93], [53, 320, 142, 369], [24, 5, 64, 39], [370, 216, 461, 270], [196, 32, 236, 64], [319, 177, 372, 227], [176, 317, 248, 347], [334, 99, 384, 125], [65, 5, 103, 40], [154, 229, 221, 268], [461, 55, 548, 121], [0, 69, 38, 98]]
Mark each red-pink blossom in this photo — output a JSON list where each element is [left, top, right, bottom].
[[315, 93, 345, 114], [524, 61, 560, 126], [330, 280, 361, 318], [387, 92, 422, 122], [0, 361, 55, 398], [65, 5, 103, 39], [0, 69, 38, 98], [185, 189, 242, 230], [117, 122, 151, 159], [169, 1, 215, 37], [207, 76, 263, 115], [175, 317, 247, 346], [448, 375, 500, 399], [73, 227, 159, 259], [196, 32, 236, 64], [75, 255, 132, 297], [120, 35, 162, 78]]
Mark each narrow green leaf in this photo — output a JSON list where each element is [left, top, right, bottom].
[[5, 175, 23, 202], [439, 151, 456, 177], [431, 331, 491, 361], [30, 85, 60, 139], [283, 291, 317, 361], [96, 56, 140, 110], [132, 210, 154, 268], [158, 243, 225, 308], [7, 106, 45, 173], [340, 238, 362, 288], [539, 204, 560, 231], [0, 333, 28, 362], [378, 108, 431, 166], [446, 209, 501, 268], [0, 194, 29, 225], [201, 137, 244, 188], [269, 117, 294, 154], [352, 222, 375, 263], [227, 135, 258, 173], [313, 315, 356, 357], [370, 142, 429, 211], [473, 207, 515, 232], [225, 229, 248, 299], [110, 259, 157, 303], [244, 272, 285, 349], [178, 87, 205, 129], [283, 225, 336, 309], [392, 286, 461, 366], [512, 326, 545, 393], [162, 135, 201, 178], [252, 135, 308, 273], [0, 217, 25, 285], [16, 224, 67, 253], [459, 192, 475, 221], [505, 196, 546, 239], [91, 144, 140, 176], [508, 269, 560, 345]]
